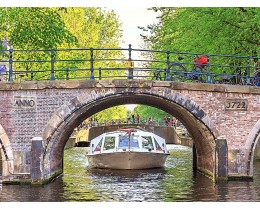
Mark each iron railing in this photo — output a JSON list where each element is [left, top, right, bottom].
[[0, 44, 259, 86]]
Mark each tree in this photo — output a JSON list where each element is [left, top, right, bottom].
[[134, 105, 169, 121], [0, 8, 76, 50], [0, 7, 126, 81], [140, 7, 260, 75], [95, 105, 127, 123], [56, 8, 125, 80], [142, 8, 260, 55], [0, 8, 77, 80]]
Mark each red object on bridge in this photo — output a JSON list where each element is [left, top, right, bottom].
[[194, 55, 208, 68]]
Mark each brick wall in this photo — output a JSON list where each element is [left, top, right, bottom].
[[0, 80, 259, 180]]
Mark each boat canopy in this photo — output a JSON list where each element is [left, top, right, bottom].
[[88, 129, 168, 154]]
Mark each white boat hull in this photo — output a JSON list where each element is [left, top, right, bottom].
[[87, 151, 169, 169]]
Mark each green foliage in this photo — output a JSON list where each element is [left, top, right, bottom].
[[141, 7, 260, 75], [134, 105, 169, 121], [143, 8, 260, 55], [95, 105, 127, 123], [0, 8, 76, 49], [0, 7, 125, 81]]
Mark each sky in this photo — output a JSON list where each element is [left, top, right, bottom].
[[106, 7, 158, 49]]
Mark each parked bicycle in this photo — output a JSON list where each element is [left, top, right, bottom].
[[151, 68, 166, 81], [219, 67, 260, 86], [169, 55, 208, 83], [0, 64, 8, 82]]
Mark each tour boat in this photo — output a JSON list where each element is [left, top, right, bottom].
[[87, 128, 169, 169]]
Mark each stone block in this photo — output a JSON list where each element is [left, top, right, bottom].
[[152, 81, 170, 87], [0, 125, 6, 136], [55, 104, 71, 120], [47, 114, 63, 129]]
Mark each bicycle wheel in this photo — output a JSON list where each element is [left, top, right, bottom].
[[198, 72, 207, 83], [252, 72, 260, 86], [151, 70, 163, 81], [168, 63, 186, 82], [239, 77, 250, 85]]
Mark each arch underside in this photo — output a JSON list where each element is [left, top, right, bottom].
[[43, 91, 217, 180], [245, 119, 260, 176], [0, 124, 14, 178]]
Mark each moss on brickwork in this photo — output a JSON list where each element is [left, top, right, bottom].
[[228, 174, 253, 181], [197, 167, 214, 179]]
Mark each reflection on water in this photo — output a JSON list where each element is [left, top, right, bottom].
[[1, 145, 260, 202]]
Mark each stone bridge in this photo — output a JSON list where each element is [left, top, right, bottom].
[[0, 79, 260, 184]]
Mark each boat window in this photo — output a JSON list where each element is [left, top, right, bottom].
[[103, 136, 116, 150], [130, 135, 139, 147], [154, 137, 162, 151], [141, 136, 154, 150], [118, 135, 139, 148], [94, 138, 103, 152]]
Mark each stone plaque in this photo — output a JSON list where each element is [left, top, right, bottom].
[[14, 96, 36, 109], [225, 98, 248, 111]]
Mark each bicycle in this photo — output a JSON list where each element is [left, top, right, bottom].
[[168, 55, 208, 83], [151, 68, 166, 81], [0, 64, 8, 82]]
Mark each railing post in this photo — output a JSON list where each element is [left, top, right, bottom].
[[8, 48, 13, 82], [90, 48, 95, 80], [128, 44, 133, 79], [166, 51, 171, 81], [207, 54, 211, 83], [99, 67, 101, 80], [246, 56, 251, 85], [163, 68, 167, 81], [50, 49, 55, 80], [66, 68, 69, 80], [30, 69, 34, 80]]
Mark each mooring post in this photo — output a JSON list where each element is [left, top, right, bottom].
[[215, 137, 228, 181], [31, 137, 44, 184]]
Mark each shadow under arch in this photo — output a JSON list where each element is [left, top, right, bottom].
[[0, 124, 14, 179], [42, 90, 219, 182], [244, 119, 260, 177]]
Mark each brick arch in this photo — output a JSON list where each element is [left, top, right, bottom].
[[0, 124, 14, 178], [42, 89, 219, 182], [244, 119, 260, 176]]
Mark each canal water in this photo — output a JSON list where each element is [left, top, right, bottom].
[[1, 145, 260, 202]]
